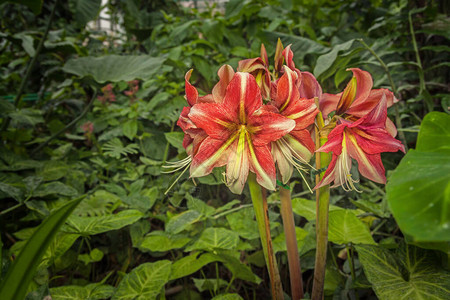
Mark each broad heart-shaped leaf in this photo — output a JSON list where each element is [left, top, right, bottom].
[[291, 197, 361, 221], [387, 150, 450, 241], [50, 283, 114, 300], [328, 210, 376, 245], [387, 112, 450, 242], [140, 231, 191, 252], [185, 228, 240, 251], [165, 210, 202, 234], [112, 260, 172, 300], [226, 207, 259, 240], [0, 197, 83, 300], [356, 244, 450, 300], [416, 112, 450, 153], [64, 209, 143, 235], [62, 55, 165, 84], [170, 253, 219, 280]]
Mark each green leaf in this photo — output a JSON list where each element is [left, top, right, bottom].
[[387, 112, 450, 242], [37, 161, 69, 182], [226, 207, 259, 240], [50, 283, 114, 300], [416, 112, 450, 153], [165, 210, 202, 234], [0, 197, 83, 300], [273, 227, 310, 254], [186, 228, 239, 251], [72, 0, 101, 26], [314, 39, 356, 78], [164, 132, 185, 152], [62, 55, 165, 84], [291, 197, 346, 221], [170, 253, 218, 280], [193, 278, 227, 292], [123, 119, 138, 140], [9, 109, 44, 126], [0, 182, 24, 201], [328, 210, 376, 245], [140, 231, 191, 252], [112, 260, 172, 300], [356, 244, 450, 300], [34, 182, 78, 197], [78, 248, 104, 265], [65, 209, 143, 235]]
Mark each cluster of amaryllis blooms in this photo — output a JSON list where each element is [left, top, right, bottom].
[[165, 40, 405, 194]]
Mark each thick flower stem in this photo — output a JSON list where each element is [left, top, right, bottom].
[[280, 188, 304, 300], [248, 173, 284, 299], [311, 105, 332, 300]]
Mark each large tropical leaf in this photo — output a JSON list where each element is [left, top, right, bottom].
[[112, 260, 172, 300], [387, 112, 450, 242], [62, 55, 166, 84], [356, 244, 450, 300]]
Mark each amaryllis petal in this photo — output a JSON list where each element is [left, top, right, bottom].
[[282, 98, 318, 130], [346, 133, 386, 184], [274, 38, 284, 74], [212, 64, 235, 102], [188, 103, 236, 140], [286, 130, 315, 159], [223, 72, 262, 124], [248, 144, 277, 191], [299, 71, 322, 99], [351, 127, 405, 154], [273, 67, 299, 111], [190, 135, 238, 178], [185, 69, 198, 106], [336, 68, 373, 115], [272, 141, 294, 184], [385, 117, 397, 137], [249, 105, 295, 146], [315, 154, 339, 189], [351, 92, 388, 128], [237, 57, 266, 73], [282, 44, 295, 70], [226, 131, 250, 194], [260, 43, 269, 67], [347, 88, 397, 116], [316, 125, 345, 155], [320, 92, 341, 117]]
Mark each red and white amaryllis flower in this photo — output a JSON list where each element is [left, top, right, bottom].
[[315, 88, 405, 191], [319, 68, 399, 136], [270, 67, 319, 184], [188, 72, 295, 194], [163, 65, 234, 175]]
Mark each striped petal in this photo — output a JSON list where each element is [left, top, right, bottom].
[[347, 88, 397, 117], [248, 143, 277, 191], [320, 92, 341, 117], [299, 71, 322, 99], [223, 72, 262, 124], [273, 67, 299, 111], [188, 103, 236, 140], [282, 97, 318, 130], [286, 130, 315, 161], [226, 130, 250, 194], [190, 134, 238, 178], [346, 132, 386, 184], [248, 105, 295, 146], [185, 69, 198, 106], [212, 64, 235, 103], [336, 68, 373, 115], [274, 38, 284, 74], [272, 140, 294, 184]]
